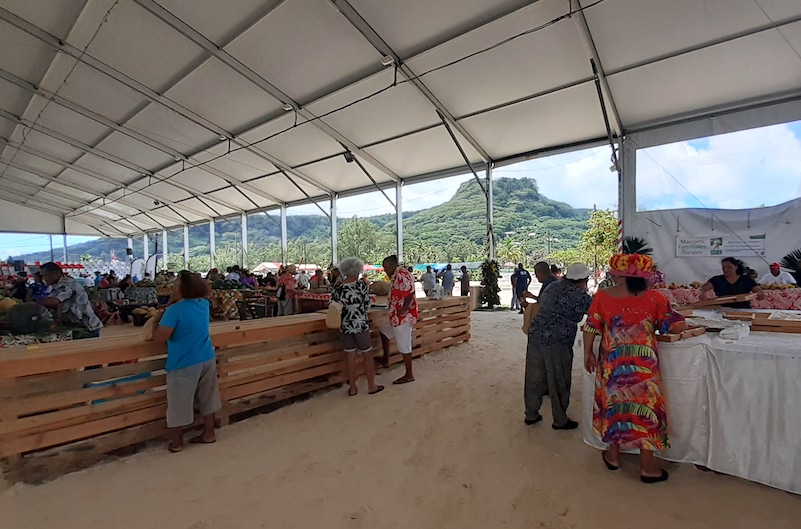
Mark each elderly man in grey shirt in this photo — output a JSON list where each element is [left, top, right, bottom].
[[38, 262, 103, 338]]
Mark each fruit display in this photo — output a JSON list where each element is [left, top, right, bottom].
[[212, 279, 250, 290], [132, 307, 163, 319], [134, 280, 156, 287], [652, 281, 797, 290], [761, 283, 797, 290], [0, 296, 19, 312], [6, 303, 53, 334]]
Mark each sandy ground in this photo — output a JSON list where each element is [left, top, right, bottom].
[[2, 312, 800, 529]]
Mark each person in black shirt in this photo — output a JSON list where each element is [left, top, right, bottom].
[[701, 257, 765, 308]]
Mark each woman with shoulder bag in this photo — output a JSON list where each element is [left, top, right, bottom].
[[331, 257, 383, 397]]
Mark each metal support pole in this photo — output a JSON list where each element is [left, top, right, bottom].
[[127, 237, 133, 263], [331, 195, 338, 265], [49, 235, 54, 263], [280, 204, 288, 265], [487, 163, 495, 260], [62, 234, 67, 263], [143, 233, 149, 262], [241, 212, 248, 268], [162, 229, 168, 271], [183, 226, 189, 270], [209, 219, 216, 269], [395, 182, 403, 262]]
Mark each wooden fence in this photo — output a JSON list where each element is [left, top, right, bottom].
[[0, 297, 470, 483]]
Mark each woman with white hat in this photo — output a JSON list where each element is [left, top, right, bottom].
[[524, 263, 592, 430]]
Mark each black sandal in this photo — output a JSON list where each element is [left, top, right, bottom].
[[368, 385, 385, 395], [641, 469, 669, 483]]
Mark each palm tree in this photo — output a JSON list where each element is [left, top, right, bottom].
[[497, 237, 525, 265], [622, 236, 653, 255]]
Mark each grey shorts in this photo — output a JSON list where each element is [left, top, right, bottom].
[[166, 358, 222, 428], [341, 331, 373, 353]]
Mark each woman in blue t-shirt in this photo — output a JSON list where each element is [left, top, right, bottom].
[[154, 271, 220, 453]]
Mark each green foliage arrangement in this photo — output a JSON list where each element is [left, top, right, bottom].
[[479, 259, 501, 308], [622, 236, 653, 255]]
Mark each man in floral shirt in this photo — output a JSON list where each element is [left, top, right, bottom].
[[379, 254, 418, 384]]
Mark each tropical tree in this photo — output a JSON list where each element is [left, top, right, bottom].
[[496, 237, 525, 265], [337, 217, 393, 264], [577, 209, 618, 269]]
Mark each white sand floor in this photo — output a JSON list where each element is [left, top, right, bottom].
[[1, 311, 799, 529]]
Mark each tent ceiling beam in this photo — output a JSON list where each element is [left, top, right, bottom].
[[1, 170, 110, 212], [0, 110, 248, 215], [329, 0, 491, 163], [606, 11, 801, 77], [628, 89, 801, 137], [0, 159, 190, 227], [0, 137, 213, 221], [0, 6, 330, 198], [0, 69, 285, 207], [572, 0, 622, 136], [132, 0, 400, 184]]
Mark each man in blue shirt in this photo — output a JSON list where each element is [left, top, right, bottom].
[[511, 263, 532, 314], [438, 264, 455, 296]]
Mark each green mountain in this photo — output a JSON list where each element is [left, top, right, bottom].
[[13, 178, 589, 266]]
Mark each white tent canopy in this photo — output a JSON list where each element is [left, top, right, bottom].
[[1, 0, 801, 239]]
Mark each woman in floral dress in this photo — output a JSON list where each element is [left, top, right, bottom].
[[583, 253, 686, 483]]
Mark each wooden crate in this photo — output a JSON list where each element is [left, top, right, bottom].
[[0, 297, 470, 483]]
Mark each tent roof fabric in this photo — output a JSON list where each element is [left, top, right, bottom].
[[1, 0, 801, 235]]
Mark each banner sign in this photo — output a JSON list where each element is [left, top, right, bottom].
[[676, 234, 766, 258]]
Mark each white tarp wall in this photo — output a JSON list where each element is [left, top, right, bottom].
[[628, 199, 801, 285], [621, 97, 801, 284]]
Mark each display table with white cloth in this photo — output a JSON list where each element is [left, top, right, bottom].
[[580, 332, 801, 494]]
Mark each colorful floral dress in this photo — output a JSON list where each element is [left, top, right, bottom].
[[583, 289, 684, 451]]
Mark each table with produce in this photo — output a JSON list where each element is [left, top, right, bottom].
[[210, 279, 256, 320], [0, 295, 75, 347], [654, 281, 801, 309]]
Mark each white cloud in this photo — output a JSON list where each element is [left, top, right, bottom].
[[493, 147, 619, 209], [636, 123, 801, 210]]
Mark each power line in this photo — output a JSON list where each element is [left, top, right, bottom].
[[631, 139, 770, 266]]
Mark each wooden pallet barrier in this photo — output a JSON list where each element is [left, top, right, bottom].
[[0, 297, 470, 483]]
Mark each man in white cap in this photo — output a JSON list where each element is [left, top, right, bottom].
[[759, 263, 797, 286], [523, 263, 592, 430]]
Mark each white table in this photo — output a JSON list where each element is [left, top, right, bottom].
[[580, 332, 801, 494]]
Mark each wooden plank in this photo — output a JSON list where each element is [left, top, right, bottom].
[[0, 358, 166, 401], [0, 392, 166, 440], [219, 353, 343, 390], [222, 363, 341, 401], [1, 420, 170, 484], [226, 377, 344, 417], [4, 374, 167, 418], [0, 403, 169, 458]]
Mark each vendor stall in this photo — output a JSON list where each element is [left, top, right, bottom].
[[657, 287, 801, 310], [581, 331, 801, 495], [0, 298, 470, 483], [124, 286, 158, 305]]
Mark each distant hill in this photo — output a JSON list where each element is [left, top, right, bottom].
[[13, 177, 589, 265]]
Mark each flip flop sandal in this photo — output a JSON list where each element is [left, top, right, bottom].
[[641, 469, 669, 483], [368, 385, 385, 395]]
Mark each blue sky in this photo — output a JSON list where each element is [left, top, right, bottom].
[[3, 120, 801, 257]]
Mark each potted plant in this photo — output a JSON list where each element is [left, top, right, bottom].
[[479, 260, 501, 309], [780, 249, 801, 285]]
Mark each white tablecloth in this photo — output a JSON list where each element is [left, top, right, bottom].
[[580, 333, 801, 494]]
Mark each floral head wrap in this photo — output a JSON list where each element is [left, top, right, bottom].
[[609, 253, 655, 278]]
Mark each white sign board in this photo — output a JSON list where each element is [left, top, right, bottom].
[[676, 234, 766, 258]]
